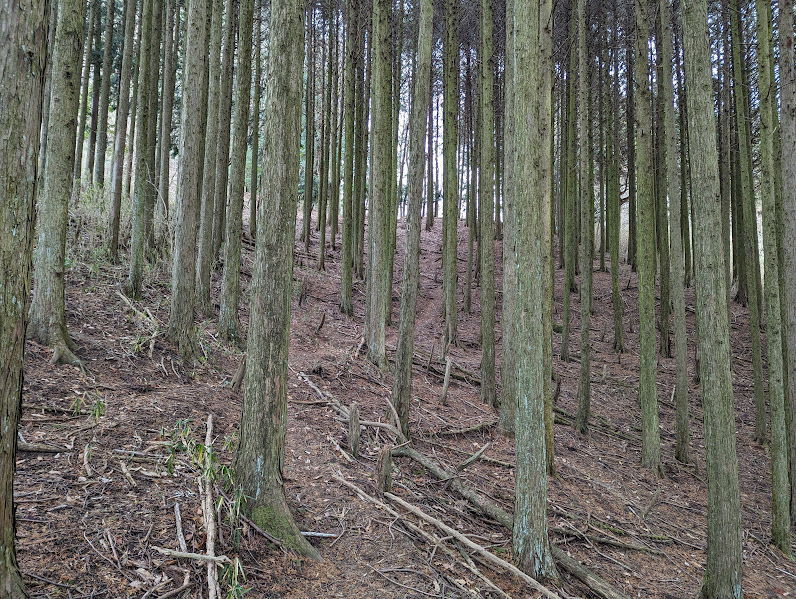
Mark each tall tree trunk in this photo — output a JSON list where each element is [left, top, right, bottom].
[[156, 0, 177, 242], [107, 0, 138, 262], [74, 1, 95, 192], [39, 0, 59, 178], [85, 0, 102, 185], [211, 4, 236, 262], [317, 13, 332, 271], [249, 0, 262, 240], [512, 0, 558, 582], [302, 14, 315, 252], [681, 1, 744, 594], [575, 0, 591, 433], [658, 0, 689, 464], [94, 0, 115, 188], [167, 0, 208, 357], [339, 0, 358, 316], [561, 28, 577, 362], [123, 12, 141, 200], [479, 0, 496, 409], [219, 0, 255, 342], [0, 1, 47, 594], [499, 0, 520, 435], [634, 0, 662, 475], [365, 0, 392, 369], [126, 0, 153, 299], [196, 0, 224, 314], [231, 0, 319, 559], [29, 0, 85, 365], [442, 0, 458, 347], [426, 84, 434, 231], [392, 0, 432, 438], [609, 6, 624, 354], [755, 0, 792, 554], [778, 0, 796, 525], [626, 30, 637, 271], [144, 0, 162, 248]]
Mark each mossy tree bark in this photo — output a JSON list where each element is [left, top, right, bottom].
[[232, 0, 319, 559], [574, 0, 591, 434], [392, 0, 432, 439], [107, 0, 137, 262], [168, 0, 208, 358], [479, 0, 496, 409], [634, 0, 662, 475], [29, 0, 85, 366], [512, 0, 558, 582], [442, 0, 458, 348], [681, 0, 744, 594], [754, 0, 792, 555], [219, 0, 255, 343], [196, 0, 225, 314], [0, 1, 47, 594]]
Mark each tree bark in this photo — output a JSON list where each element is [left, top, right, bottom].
[[29, 0, 85, 365], [754, 0, 792, 554], [94, 0, 115, 188], [219, 0, 255, 342], [0, 1, 47, 594], [107, 0, 137, 262], [232, 0, 318, 558], [442, 0, 458, 347], [512, 0, 558, 583], [681, 0, 744, 593], [391, 0, 432, 438], [168, 0, 208, 357]]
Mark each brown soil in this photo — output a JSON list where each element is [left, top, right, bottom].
[[16, 211, 796, 598]]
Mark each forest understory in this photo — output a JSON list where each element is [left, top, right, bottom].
[[15, 205, 796, 599]]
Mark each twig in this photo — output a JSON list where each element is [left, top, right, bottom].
[[18, 442, 69, 453], [440, 358, 452, 405], [455, 443, 490, 472], [119, 461, 136, 486], [83, 444, 93, 477], [202, 415, 221, 599], [156, 573, 192, 599], [385, 492, 563, 599]]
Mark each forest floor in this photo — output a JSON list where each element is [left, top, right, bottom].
[[15, 201, 796, 599]]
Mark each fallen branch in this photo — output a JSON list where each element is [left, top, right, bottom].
[[434, 420, 497, 437], [201, 416, 221, 599], [18, 442, 68, 453], [456, 443, 490, 472], [174, 502, 188, 553], [385, 492, 563, 599], [151, 546, 230, 564], [332, 474, 509, 598], [393, 445, 632, 599]]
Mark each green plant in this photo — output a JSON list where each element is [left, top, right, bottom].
[[222, 557, 249, 599]]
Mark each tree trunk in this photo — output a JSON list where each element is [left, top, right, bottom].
[[219, 0, 255, 342], [144, 0, 162, 248], [754, 0, 792, 554], [391, 0, 432, 439], [195, 0, 224, 314], [609, 9, 624, 354], [0, 1, 47, 595], [442, 0, 458, 347], [479, 0, 496, 409], [94, 0, 115, 188], [365, 0, 392, 369], [302, 14, 315, 252], [560, 35, 577, 362], [778, 0, 796, 525], [681, 0, 744, 594], [127, 0, 153, 299], [575, 0, 591, 433], [512, 0, 558, 582], [499, 0, 520, 435], [211, 4, 236, 262], [249, 0, 262, 240], [123, 12, 141, 200], [29, 0, 85, 365], [167, 0, 208, 357], [659, 0, 689, 464], [107, 0, 137, 262], [232, 0, 318, 559], [156, 0, 177, 242], [74, 1, 95, 192], [634, 0, 662, 475], [339, 0, 358, 317]]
